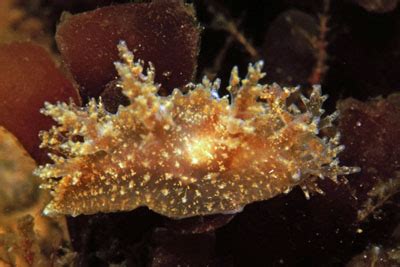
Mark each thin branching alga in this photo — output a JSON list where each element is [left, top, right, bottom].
[[35, 41, 359, 218]]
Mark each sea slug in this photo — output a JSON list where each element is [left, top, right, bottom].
[[35, 41, 359, 218]]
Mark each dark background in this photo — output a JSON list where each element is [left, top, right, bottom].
[[21, 0, 400, 266]]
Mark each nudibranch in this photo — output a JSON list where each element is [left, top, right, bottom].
[[35, 41, 359, 218]]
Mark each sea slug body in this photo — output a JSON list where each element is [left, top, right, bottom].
[[35, 41, 359, 218]]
